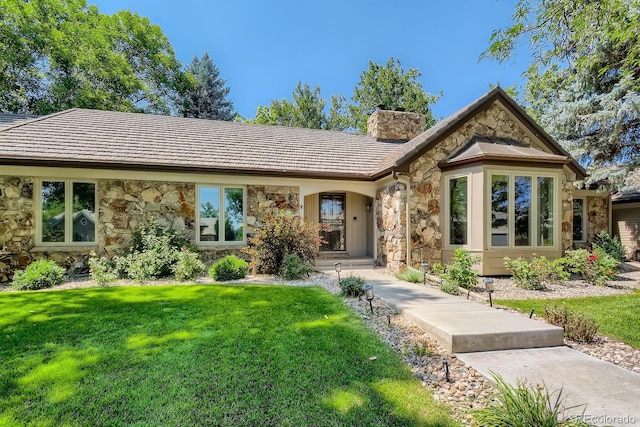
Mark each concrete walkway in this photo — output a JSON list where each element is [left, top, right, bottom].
[[320, 266, 640, 427]]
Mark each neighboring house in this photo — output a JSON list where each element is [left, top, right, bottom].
[[0, 88, 611, 279], [612, 192, 640, 261]]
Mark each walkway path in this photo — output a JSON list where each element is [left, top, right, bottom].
[[320, 266, 640, 427]]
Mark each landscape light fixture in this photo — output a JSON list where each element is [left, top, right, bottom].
[[420, 262, 430, 286], [334, 262, 342, 284], [442, 359, 450, 382], [363, 284, 374, 315], [484, 278, 495, 307]]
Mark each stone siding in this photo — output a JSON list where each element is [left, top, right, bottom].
[[587, 195, 609, 243], [367, 110, 426, 142], [0, 177, 34, 281], [376, 182, 406, 270], [246, 185, 299, 227]]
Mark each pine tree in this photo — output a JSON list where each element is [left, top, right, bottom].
[[181, 52, 235, 121]]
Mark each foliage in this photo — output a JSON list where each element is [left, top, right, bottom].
[[88, 256, 119, 285], [563, 248, 618, 286], [411, 337, 434, 357], [0, 285, 455, 425], [279, 254, 313, 280], [243, 210, 324, 275], [349, 57, 439, 132], [440, 281, 459, 296], [544, 304, 599, 343], [209, 255, 248, 281], [172, 249, 205, 282], [131, 219, 192, 255], [0, 0, 185, 115], [442, 248, 480, 289], [592, 231, 626, 263], [474, 373, 592, 426], [179, 52, 235, 120], [12, 259, 65, 290], [432, 263, 445, 275], [395, 267, 424, 283], [339, 274, 366, 298], [504, 255, 569, 290], [482, 0, 640, 191]]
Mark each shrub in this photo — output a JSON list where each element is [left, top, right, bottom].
[[563, 248, 618, 286], [279, 254, 313, 280], [243, 210, 325, 275], [395, 267, 424, 283], [474, 373, 592, 426], [128, 219, 187, 278], [592, 231, 626, 263], [88, 256, 119, 285], [12, 259, 66, 290], [209, 255, 248, 281], [172, 250, 205, 282], [442, 248, 480, 289], [440, 281, 459, 295], [544, 304, 599, 343], [339, 274, 366, 297], [504, 255, 569, 290]]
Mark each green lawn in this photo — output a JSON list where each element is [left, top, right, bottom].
[[0, 284, 455, 426], [496, 289, 640, 348]]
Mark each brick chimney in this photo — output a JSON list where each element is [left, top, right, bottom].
[[367, 110, 426, 142]]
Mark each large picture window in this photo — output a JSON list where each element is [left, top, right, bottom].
[[489, 172, 558, 248], [449, 176, 468, 245], [39, 180, 96, 244], [198, 185, 245, 244]]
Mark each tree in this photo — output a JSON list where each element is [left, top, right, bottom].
[[0, 0, 184, 115], [482, 0, 640, 191], [249, 82, 344, 130], [179, 52, 235, 120], [348, 57, 439, 133]]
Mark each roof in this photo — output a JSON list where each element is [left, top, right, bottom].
[[0, 113, 39, 129], [440, 136, 570, 168], [612, 191, 640, 204], [0, 87, 586, 181]]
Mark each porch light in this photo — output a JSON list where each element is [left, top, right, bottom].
[[363, 284, 374, 314], [484, 278, 495, 307], [334, 262, 342, 283], [420, 262, 430, 286], [366, 200, 372, 211]]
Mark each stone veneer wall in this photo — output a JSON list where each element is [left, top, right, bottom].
[[376, 182, 406, 270], [402, 102, 575, 268], [586, 195, 609, 243], [367, 110, 426, 142], [246, 185, 299, 226], [0, 177, 34, 281]]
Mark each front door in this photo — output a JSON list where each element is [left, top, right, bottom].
[[320, 193, 346, 251]]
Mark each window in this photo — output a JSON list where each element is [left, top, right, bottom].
[[39, 180, 96, 244], [198, 185, 245, 244], [449, 176, 468, 245], [489, 172, 558, 248], [573, 198, 586, 242]]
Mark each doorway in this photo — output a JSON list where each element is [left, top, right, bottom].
[[320, 193, 346, 251]]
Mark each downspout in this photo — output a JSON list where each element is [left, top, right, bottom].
[[393, 169, 412, 268]]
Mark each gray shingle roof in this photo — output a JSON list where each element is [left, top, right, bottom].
[[0, 113, 39, 129], [0, 109, 402, 179]]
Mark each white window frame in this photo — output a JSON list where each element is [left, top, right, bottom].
[[36, 179, 97, 246], [572, 197, 587, 244], [196, 184, 247, 245], [443, 172, 471, 249], [486, 169, 561, 250]]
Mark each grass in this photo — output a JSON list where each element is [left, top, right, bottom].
[[395, 268, 425, 284], [0, 284, 456, 426], [496, 289, 640, 348]]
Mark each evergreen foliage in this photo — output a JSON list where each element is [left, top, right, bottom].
[[180, 52, 235, 120]]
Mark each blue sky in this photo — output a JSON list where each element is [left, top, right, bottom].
[[91, 0, 528, 119]]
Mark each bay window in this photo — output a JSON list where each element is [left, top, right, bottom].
[[39, 180, 96, 245], [197, 185, 245, 244]]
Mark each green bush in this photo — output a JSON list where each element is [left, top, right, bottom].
[[339, 274, 366, 297], [12, 259, 66, 290], [563, 248, 618, 286], [474, 373, 592, 426], [172, 250, 205, 282], [243, 210, 324, 275], [88, 256, 119, 285], [395, 267, 424, 283], [442, 248, 480, 289], [279, 254, 313, 280], [440, 281, 459, 295], [592, 231, 626, 263], [504, 255, 569, 290], [544, 304, 599, 343], [209, 255, 248, 281]]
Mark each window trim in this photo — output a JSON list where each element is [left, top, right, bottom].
[[572, 197, 587, 243], [443, 172, 471, 249], [486, 169, 561, 250], [35, 179, 97, 247], [196, 184, 247, 246]]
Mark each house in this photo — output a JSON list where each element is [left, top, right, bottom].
[[0, 88, 611, 280], [612, 192, 640, 260]]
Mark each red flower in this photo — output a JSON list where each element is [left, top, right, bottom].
[[587, 254, 598, 263]]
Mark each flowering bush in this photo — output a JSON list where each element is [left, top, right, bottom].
[[563, 248, 618, 286], [503, 255, 568, 290], [442, 248, 480, 289]]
